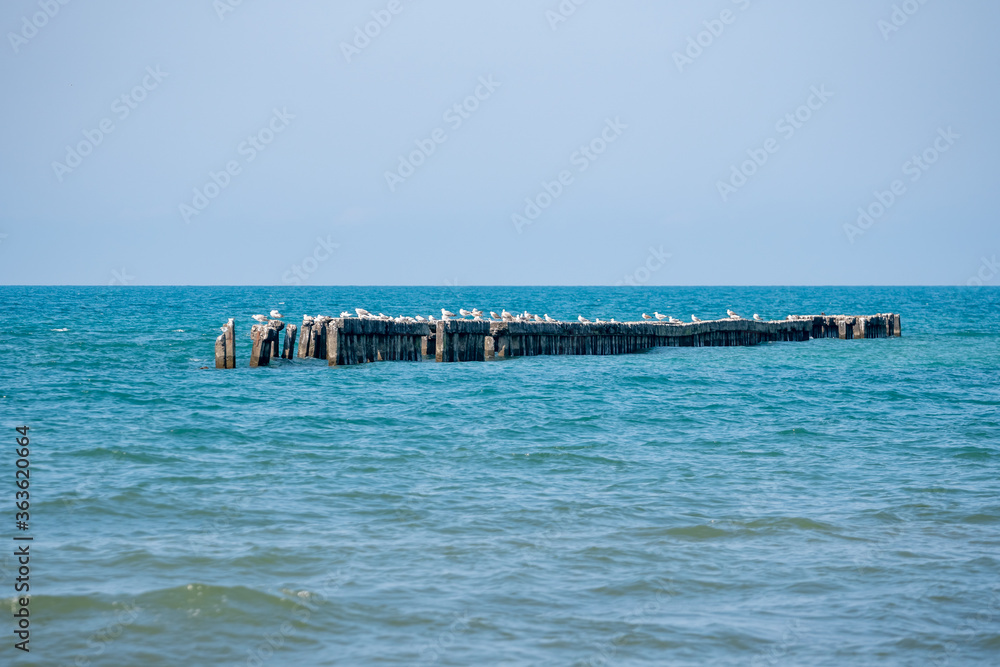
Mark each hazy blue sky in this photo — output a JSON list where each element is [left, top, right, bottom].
[[1, 0, 997, 285]]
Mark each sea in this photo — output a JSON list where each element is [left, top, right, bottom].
[[2, 286, 999, 666]]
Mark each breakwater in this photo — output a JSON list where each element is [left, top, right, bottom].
[[213, 313, 901, 368]]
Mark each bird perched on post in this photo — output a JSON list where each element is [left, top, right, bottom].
[[355, 308, 371, 318], [691, 315, 702, 322], [544, 314, 557, 322], [252, 314, 268, 323], [415, 315, 426, 322], [642, 313, 652, 320], [472, 309, 483, 318], [753, 314, 763, 321], [501, 310, 514, 321], [668, 316, 681, 323], [459, 308, 473, 318], [489, 311, 501, 320], [441, 308, 456, 319], [578, 315, 590, 323], [339, 311, 351, 318], [727, 309, 740, 319], [270, 309, 283, 319], [654, 312, 668, 321]]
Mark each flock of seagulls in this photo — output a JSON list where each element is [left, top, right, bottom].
[[249, 307, 778, 325]]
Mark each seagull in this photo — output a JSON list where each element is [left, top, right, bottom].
[[490, 311, 501, 320], [654, 312, 668, 321], [642, 313, 652, 320], [544, 314, 557, 322], [340, 311, 351, 318], [595, 317, 604, 323], [428, 316, 437, 323], [415, 315, 426, 322], [502, 309, 514, 321], [534, 314, 543, 322], [691, 315, 702, 322], [668, 316, 682, 324], [356, 308, 371, 318], [459, 308, 473, 318], [753, 314, 763, 321], [472, 309, 483, 317], [610, 318, 616, 323], [270, 309, 283, 319], [441, 308, 456, 319], [727, 309, 740, 319], [578, 315, 590, 323], [252, 314, 268, 323]]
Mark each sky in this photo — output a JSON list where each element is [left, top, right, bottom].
[[0, 0, 997, 286]]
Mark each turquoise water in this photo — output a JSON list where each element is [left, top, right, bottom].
[[2, 286, 999, 666]]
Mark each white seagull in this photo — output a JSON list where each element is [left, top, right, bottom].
[[668, 316, 682, 324], [472, 308, 483, 317], [727, 309, 740, 319], [578, 315, 590, 323], [753, 314, 763, 321], [534, 314, 543, 322], [595, 317, 604, 323], [441, 308, 456, 319], [428, 316, 437, 323], [490, 311, 501, 320], [654, 312, 668, 321], [642, 313, 652, 320], [252, 314, 268, 323], [270, 309, 283, 319], [544, 314, 557, 322], [340, 311, 351, 318], [356, 308, 371, 318], [459, 308, 473, 318], [691, 315, 702, 322], [501, 309, 514, 321], [415, 315, 426, 322]]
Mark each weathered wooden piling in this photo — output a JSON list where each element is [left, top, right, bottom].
[[326, 317, 430, 366], [267, 320, 285, 358], [250, 324, 278, 367], [297, 317, 313, 358], [281, 324, 298, 360], [223, 312, 902, 368], [436, 319, 490, 362], [215, 318, 236, 369]]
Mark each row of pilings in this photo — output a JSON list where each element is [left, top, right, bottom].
[[214, 313, 901, 368]]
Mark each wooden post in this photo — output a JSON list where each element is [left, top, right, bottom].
[[250, 325, 267, 367], [268, 320, 285, 358], [297, 318, 313, 358], [215, 318, 235, 369], [282, 324, 297, 359]]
